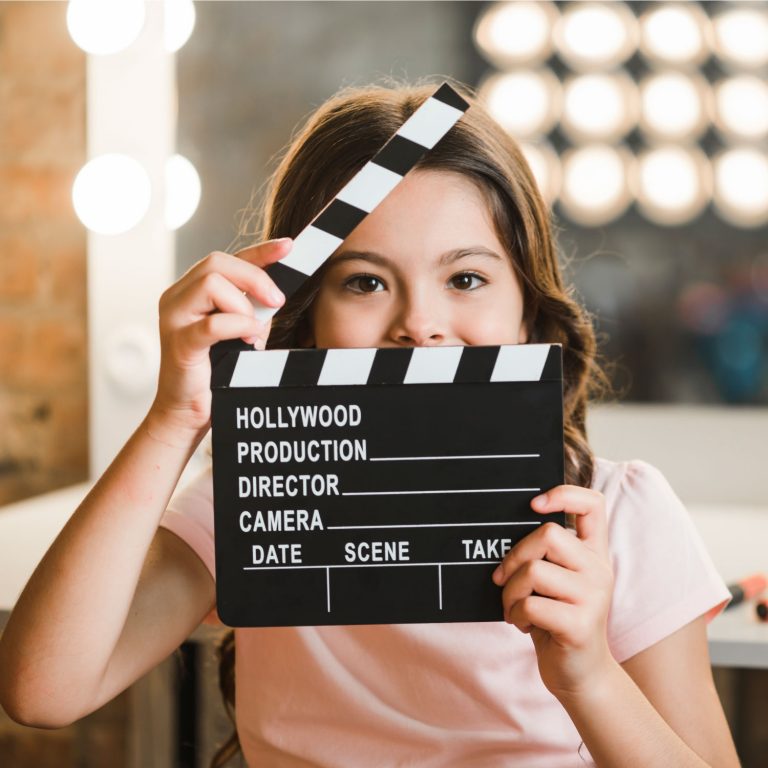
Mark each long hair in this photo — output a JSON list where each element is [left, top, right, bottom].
[[210, 77, 615, 767]]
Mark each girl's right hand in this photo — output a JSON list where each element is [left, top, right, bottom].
[[147, 238, 292, 444]]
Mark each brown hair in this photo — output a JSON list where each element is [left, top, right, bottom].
[[210, 77, 615, 767]]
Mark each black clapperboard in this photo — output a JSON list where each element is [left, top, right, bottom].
[[210, 344, 564, 626], [208, 84, 565, 626]]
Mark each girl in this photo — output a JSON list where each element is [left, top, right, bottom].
[[0, 80, 739, 768]]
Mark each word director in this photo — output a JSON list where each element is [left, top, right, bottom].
[[238, 474, 340, 498]]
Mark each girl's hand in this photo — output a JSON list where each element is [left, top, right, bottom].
[[148, 239, 292, 443], [491, 486, 615, 701]]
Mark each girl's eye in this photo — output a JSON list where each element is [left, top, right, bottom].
[[449, 272, 487, 291], [344, 274, 384, 293]]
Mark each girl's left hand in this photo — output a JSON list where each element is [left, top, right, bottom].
[[492, 485, 615, 702]]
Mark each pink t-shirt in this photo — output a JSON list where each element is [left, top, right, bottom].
[[160, 456, 729, 767]]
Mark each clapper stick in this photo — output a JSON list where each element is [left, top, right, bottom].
[[210, 83, 468, 368], [251, 82, 469, 320]]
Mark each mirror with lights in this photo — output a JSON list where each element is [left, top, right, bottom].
[[471, 0, 767, 407]]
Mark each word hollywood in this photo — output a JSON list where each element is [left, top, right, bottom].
[[235, 404, 362, 430]]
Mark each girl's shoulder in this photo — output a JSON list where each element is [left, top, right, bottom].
[[590, 455, 714, 569], [591, 455, 683, 523], [594, 455, 729, 661]]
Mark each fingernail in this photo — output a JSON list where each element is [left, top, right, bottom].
[[492, 565, 503, 584], [532, 493, 548, 508], [271, 288, 285, 305]]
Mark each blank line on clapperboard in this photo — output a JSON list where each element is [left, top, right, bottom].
[[338, 451, 543, 611], [342, 489, 541, 495], [242, 453, 545, 612], [367, 453, 540, 461]]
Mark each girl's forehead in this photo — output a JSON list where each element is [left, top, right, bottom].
[[340, 169, 501, 251], [394, 167, 483, 198]]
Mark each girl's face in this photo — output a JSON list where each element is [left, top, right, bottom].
[[308, 170, 528, 349]]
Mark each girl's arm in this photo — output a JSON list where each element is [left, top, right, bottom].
[[0, 241, 291, 727], [560, 614, 740, 768], [0, 416, 213, 727], [493, 486, 740, 768]]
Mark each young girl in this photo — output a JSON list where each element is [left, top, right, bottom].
[[0, 80, 740, 768]]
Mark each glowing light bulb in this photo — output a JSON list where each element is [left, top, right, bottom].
[[713, 76, 768, 143], [66, 0, 145, 55], [561, 71, 639, 143], [640, 3, 712, 68], [479, 70, 561, 140], [72, 154, 151, 235], [559, 145, 633, 226], [165, 154, 201, 230], [633, 146, 712, 226], [554, 2, 638, 71], [164, 0, 196, 53], [713, 148, 768, 228], [520, 141, 561, 205], [713, 8, 768, 71], [639, 71, 711, 142], [474, 1, 558, 68]]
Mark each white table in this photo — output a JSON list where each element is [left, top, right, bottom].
[[686, 504, 768, 668]]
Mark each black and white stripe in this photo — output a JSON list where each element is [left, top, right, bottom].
[[222, 344, 562, 388], [255, 83, 470, 321]]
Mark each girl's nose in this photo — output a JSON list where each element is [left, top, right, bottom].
[[388, 295, 446, 347]]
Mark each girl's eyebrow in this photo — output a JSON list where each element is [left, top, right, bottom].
[[329, 246, 503, 267]]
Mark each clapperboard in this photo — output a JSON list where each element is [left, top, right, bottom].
[[210, 344, 564, 626], [209, 83, 565, 626]]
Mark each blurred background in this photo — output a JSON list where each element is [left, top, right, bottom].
[[178, 1, 768, 408], [0, 1, 766, 766]]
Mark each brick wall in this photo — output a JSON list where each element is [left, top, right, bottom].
[[0, 3, 124, 766], [0, 1, 88, 505]]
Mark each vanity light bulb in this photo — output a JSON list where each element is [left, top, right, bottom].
[[559, 145, 633, 226], [634, 146, 712, 226], [474, 1, 558, 68], [640, 3, 712, 68], [713, 149, 768, 229], [72, 154, 151, 235], [714, 76, 768, 143], [554, 1, 638, 71], [561, 71, 639, 143], [66, 0, 146, 55], [713, 8, 768, 71], [639, 72, 711, 142], [479, 70, 562, 140], [165, 154, 201, 230], [520, 141, 562, 205], [164, 0, 196, 53]]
